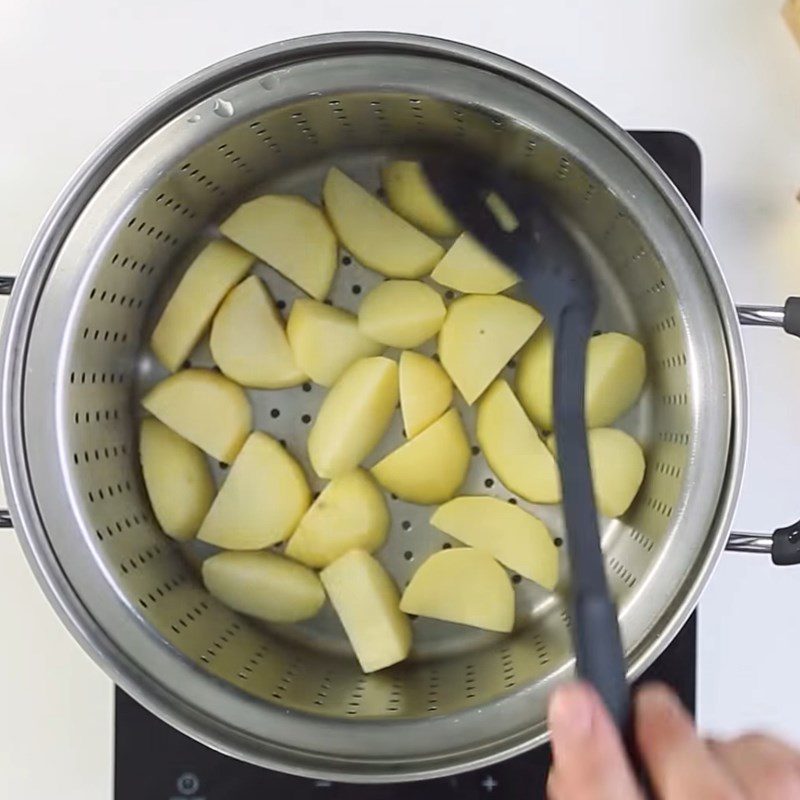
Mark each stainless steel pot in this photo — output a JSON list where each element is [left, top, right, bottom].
[[0, 32, 795, 783]]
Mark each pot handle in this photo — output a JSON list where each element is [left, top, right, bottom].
[[0, 276, 14, 528], [726, 298, 800, 563]]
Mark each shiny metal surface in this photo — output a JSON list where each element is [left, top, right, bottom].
[[0, 33, 745, 781], [726, 533, 774, 555], [737, 304, 785, 328]]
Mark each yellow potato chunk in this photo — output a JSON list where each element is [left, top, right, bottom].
[[308, 357, 398, 479], [380, 160, 460, 237], [431, 233, 519, 295], [439, 294, 542, 404], [220, 195, 338, 300], [287, 298, 383, 387], [516, 329, 647, 429], [431, 496, 558, 590], [399, 350, 453, 438], [210, 275, 305, 388], [202, 550, 324, 623], [198, 432, 311, 549], [371, 408, 470, 504], [150, 240, 254, 372], [476, 380, 560, 503], [358, 280, 446, 348], [286, 470, 389, 568], [400, 548, 514, 633], [323, 167, 444, 278], [139, 418, 215, 541], [141, 369, 252, 463], [321, 549, 411, 673]]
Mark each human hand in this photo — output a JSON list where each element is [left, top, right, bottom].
[[547, 681, 800, 799]]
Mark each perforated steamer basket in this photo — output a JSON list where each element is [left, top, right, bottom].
[[2, 31, 775, 782]]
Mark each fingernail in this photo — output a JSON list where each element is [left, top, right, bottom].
[[637, 682, 682, 718], [548, 683, 595, 743]]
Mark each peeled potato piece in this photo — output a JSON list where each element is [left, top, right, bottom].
[[431, 233, 519, 294], [287, 299, 383, 387], [139, 418, 215, 541], [141, 369, 252, 463], [150, 240, 254, 372], [308, 357, 399, 479], [400, 548, 514, 633], [547, 428, 645, 518], [202, 550, 324, 623], [399, 350, 453, 438], [431, 497, 558, 590], [358, 280, 446, 348], [380, 160, 460, 237], [210, 275, 305, 388], [476, 380, 560, 503], [323, 167, 444, 278], [220, 195, 337, 300], [517, 329, 647, 429], [439, 294, 542, 404], [321, 549, 411, 673], [371, 408, 470, 504], [286, 470, 389, 568], [198, 432, 311, 549]]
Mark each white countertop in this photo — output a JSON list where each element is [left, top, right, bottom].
[[3, 1, 800, 797]]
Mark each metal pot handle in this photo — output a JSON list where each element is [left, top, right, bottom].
[[727, 298, 800, 564], [0, 277, 14, 528]]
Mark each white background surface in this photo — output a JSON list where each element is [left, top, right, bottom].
[[2, 1, 800, 797]]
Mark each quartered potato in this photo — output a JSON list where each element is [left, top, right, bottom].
[[439, 294, 542, 404], [358, 280, 446, 348], [371, 408, 470, 504], [321, 549, 412, 673], [517, 328, 647, 429], [141, 368, 252, 463], [287, 298, 383, 387], [286, 469, 389, 568], [139, 418, 215, 541], [150, 240, 254, 372], [476, 380, 560, 503], [380, 160, 460, 237], [202, 550, 325, 624], [323, 167, 444, 278], [431, 497, 558, 590], [219, 195, 338, 300], [431, 233, 519, 295], [198, 432, 311, 549], [400, 548, 514, 633], [399, 350, 453, 438], [210, 275, 305, 388], [308, 356, 399, 479]]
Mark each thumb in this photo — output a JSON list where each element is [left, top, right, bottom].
[[547, 681, 642, 800]]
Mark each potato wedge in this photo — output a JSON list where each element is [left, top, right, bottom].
[[371, 408, 470, 504], [150, 240, 254, 372], [517, 329, 647, 429], [139, 418, 215, 541], [308, 356, 398, 479], [431, 233, 519, 295], [358, 280, 446, 348], [400, 548, 514, 632], [380, 160, 460, 237], [198, 432, 311, 549], [399, 351, 453, 438], [323, 167, 444, 278], [286, 470, 389, 568], [287, 298, 383, 387], [431, 497, 558, 590], [202, 550, 324, 623], [141, 368, 251, 463], [210, 275, 305, 388], [439, 294, 542, 404], [219, 195, 337, 300], [547, 427, 645, 518], [321, 549, 411, 673], [476, 380, 560, 503]]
